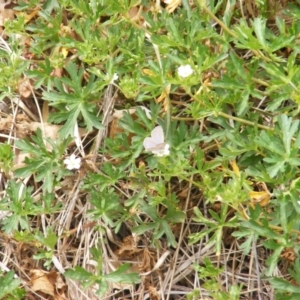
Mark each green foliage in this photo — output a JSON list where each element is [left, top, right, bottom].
[[43, 62, 104, 137], [193, 258, 243, 300], [0, 271, 25, 300], [32, 227, 59, 269], [65, 247, 140, 297], [14, 128, 71, 192], [190, 204, 238, 255], [0, 180, 37, 233], [0, 36, 29, 99], [268, 259, 300, 299], [0, 143, 14, 175], [26, 58, 57, 90], [0, 181, 61, 234], [3, 0, 300, 298]]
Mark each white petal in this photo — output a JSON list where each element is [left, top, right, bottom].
[[177, 64, 194, 78], [113, 73, 118, 80], [69, 154, 76, 161], [65, 164, 74, 170], [74, 157, 81, 164], [63, 158, 70, 165], [64, 154, 81, 170], [111, 73, 118, 83]]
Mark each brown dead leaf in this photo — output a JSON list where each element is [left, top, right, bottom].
[[148, 285, 161, 300], [281, 247, 296, 263], [142, 68, 156, 77], [0, 115, 85, 141], [109, 106, 151, 139], [61, 47, 69, 58], [177, 186, 189, 199], [42, 101, 49, 123], [156, 84, 171, 112], [139, 248, 156, 273], [117, 235, 143, 260], [16, 242, 36, 271], [128, 6, 143, 23], [0, 115, 57, 140], [30, 269, 67, 300], [229, 160, 240, 176], [30, 269, 55, 296], [0, 101, 9, 113], [29, 122, 65, 142], [15, 9, 39, 24], [249, 190, 271, 207], [0, 115, 30, 139], [18, 78, 32, 98], [164, 0, 182, 13], [249, 182, 271, 207], [115, 236, 159, 273], [50, 67, 63, 78], [0, 114, 87, 169], [109, 118, 125, 140], [0, 1, 15, 27]]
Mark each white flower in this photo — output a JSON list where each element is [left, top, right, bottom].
[[64, 154, 81, 170], [143, 126, 170, 157], [177, 64, 194, 78], [112, 73, 118, 82]]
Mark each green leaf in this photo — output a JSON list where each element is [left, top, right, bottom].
[[80, 105, 104, 130], [15, 139, 41, 156], [277, 114, 299, 155], [14, 160, 43, 178], [57, 107, 81, 137], [245, 220, 282, 240], [0, 271, 22, 299], [161, 220, 177, 247], [265, 160, 285, 178], [265, 244, 286, 276], [252, 17, 267, 49], [34, 227, 58, 249], [256, 130, 285, 156], [269, 277, 300, 294], [104, 264, 140, 284], [131, 223, 157, 235], [65, 266, 93, 281]]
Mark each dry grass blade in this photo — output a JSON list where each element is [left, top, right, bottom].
[[90, 84, 117, 161]]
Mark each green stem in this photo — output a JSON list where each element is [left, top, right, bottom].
[[200, 4, 237, 38], [179, 175, 204, 190], [218, 111, 274, 131], [251, 77, 270, 87], [200, 4, 272, 62]]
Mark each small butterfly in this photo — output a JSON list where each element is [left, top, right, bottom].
[[143, 126, 170, 157]]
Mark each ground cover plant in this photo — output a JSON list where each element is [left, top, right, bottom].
[[1, 0, 300, 299]]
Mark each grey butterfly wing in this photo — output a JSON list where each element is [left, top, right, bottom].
[[143, 137, 159, 150], [150, 126, 165, 144]]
